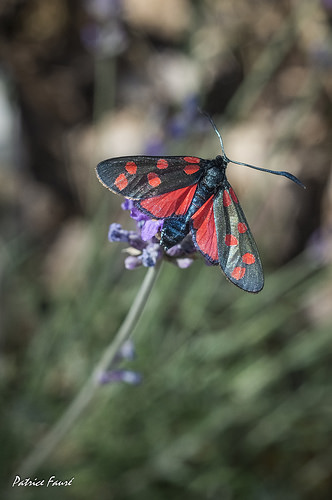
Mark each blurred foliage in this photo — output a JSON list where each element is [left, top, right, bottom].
[[1, 0, 332, 499]]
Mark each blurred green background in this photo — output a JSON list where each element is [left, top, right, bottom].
[[1, 1, 332, 499]]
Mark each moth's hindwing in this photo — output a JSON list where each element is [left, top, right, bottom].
[[213, 185, 264, 293], [191, 195, 219, 264]]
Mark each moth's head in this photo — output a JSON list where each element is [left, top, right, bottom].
[[215, 154, 229, 169]]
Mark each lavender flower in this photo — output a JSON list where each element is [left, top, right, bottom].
[[141, 219, 164, 241], [124, 255, 142, 270], [142, 243, 163, 267], [108, 200, 196, 269], [108, 223, 135, 243], [98, 340, 142, 386]]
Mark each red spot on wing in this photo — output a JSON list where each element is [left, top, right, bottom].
[[192, 196, 218, 261], [231, 267, 246, 280], [184, 156, 200, 163], [223, 191, 232, 207], [238, 222, 248, 233], [184, 164, 200, 175], [242, 253, 256, 264], [125, 161, 137, 174], [147, 172, 161, 187], [115, 173, 128, 191], [225, 234, 238, 246], [157, 159, 168, 169], [229, 187, 238, 203], [140, 184, 197, 218]]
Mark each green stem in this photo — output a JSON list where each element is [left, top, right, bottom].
[[16, 264, 162, 478]]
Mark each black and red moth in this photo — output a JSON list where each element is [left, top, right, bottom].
[[96, 122, 304, 293]]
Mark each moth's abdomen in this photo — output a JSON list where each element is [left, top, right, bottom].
[[161, 216, 189, 250]]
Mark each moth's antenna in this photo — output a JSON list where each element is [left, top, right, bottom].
[[227, 158, 306, 188], [199, 109, 227, 158], [199, 109, 305, 189]]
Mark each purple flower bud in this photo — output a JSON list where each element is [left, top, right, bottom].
[[121, 199, 135, 211], [113, 340, 135, 363], [127, 233, 147, 250], [122, 199, 150, 223], [141, 243, 162, 267], [130, 205, 150, 222], [176, 258, 194, 269], [108, 223, 133, 243], [98, 370, 142, 385], [118, 340, 135, 361], [120, 370, 142, 385], [166, 244, 183, 257], [140, 219, 163, 241], [124, 255, 142, 270], [166, 235, 196, 257]]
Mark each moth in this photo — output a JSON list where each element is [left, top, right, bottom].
[[96, 118, 304, 293]]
